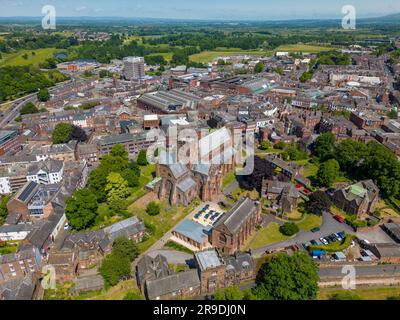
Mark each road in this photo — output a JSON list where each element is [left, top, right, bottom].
[[252, 211, 354, 256]]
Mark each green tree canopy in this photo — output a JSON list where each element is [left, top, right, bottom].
[[213, 286, 244, 300], [316, 159, 340, 187], [20, 102, 39, 115], [52, 122, 73, 144], [0, 195, 11, 226], [254, 61, 265, 73], [279, 222, 300, 236], [37, 88, 50, 102], [305, 191, 332, 216], [112, 236, 140, 261], [146, 201, 161, 216], [253, 252, 319, 300], [137, 149, 148, 166], [314, 132, 336, 160], [65, 189, 98, 230]]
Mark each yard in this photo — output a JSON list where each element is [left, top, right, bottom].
[[0, 48, 60, 67], [244, 222, 291, 250], [190, 50, 269, 63], [273, 44, 333, 53], [126, 164, 156, 203], [86, 279, 142, 300], [297, 214, 323, 231], [128, 200, 196, 252], [222, 170, 237, 189], [318, 285, 400, 300]]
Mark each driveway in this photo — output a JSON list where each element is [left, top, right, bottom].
[[253, 211, 354, 255]]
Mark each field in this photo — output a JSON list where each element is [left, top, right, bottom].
[[128, 200, 196, 252], [273, 44, 333, 53], [0, 48, 59, 67], [190, 50, 269, 63], [126, 164, 156, 202], [245, 222, 291, 250], [297, 214, 323, 230], [318, 286, 400, 300]]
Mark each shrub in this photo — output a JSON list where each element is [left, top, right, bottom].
[[279, 222, 299, 236], [146, 201, 160, 216]]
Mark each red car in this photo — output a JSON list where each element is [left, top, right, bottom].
[[292, 245, 300, 251], [334, 215, 345, 224]]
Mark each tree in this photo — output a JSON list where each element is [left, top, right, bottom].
[[65, 189, 98, 230], [254, 61, 265, 73], [137, 149, 148, 166], [52, 123, 73, 144], [123, 169, 139, 188], [305, 191, 332, 216], [240, 156, 275, 192], [279, 222, 299, 236], [0, 195, 11, 225], [112, 237, 140, 261], [259, 141, 270, 150], [20, 102, 39, 115], [388, 109, 398, 120], [70, 125, 88, 142], [274, 66, 283, 75], [334, 139, 368, 173], [37, 88, 50, 102], [105, 173, 130, 213], [274, 141, 286, 150], [316, 159, 340, 187], [253, 252, 319, 300], [110, 144, 128, 159], [146, 201, 161, 216], [213, 286, 244, 300], [282, 143, 308, 161], [123, 292, 143, 300], [314, 132, 335, 160], [99, 253, 131, 287]]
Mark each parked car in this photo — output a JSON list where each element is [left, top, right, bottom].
[[292, 245, 299, 251], [311, 227, 320, 233], [64, 223, 70, 230], [334, 215, 346, 224], [320, 238, 329, 245], [310, 240, 318, 246], [338, 231, 346, 239]]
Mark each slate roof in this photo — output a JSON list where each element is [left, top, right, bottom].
[[223, 252, 254, 273], [214, 197, 259, 235], [0, 274, 37, 300], [176, 176, 197, 193], [104, 217, 145, 241], [145, 269, 200, 300], [169, 163, 189, 179], [136, 254, 170, 285]]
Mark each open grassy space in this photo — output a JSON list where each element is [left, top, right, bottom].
[[146, 52, 173, 61], [164, 240, 194, 255], [245, 222, 291, 250], [190, 50, 269, 63], [86, 280, 142, 300], [222, 170, 237, 188], [297, 214, 323, 231], [126, 164, 156, 203], [274, 44, 333, 53], [128, 200, 196, 252], [0, 48, 59, 67], [318, 286, 400, 300]]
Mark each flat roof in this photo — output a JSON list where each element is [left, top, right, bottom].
[[195, 249, 222, 271], [174, 219, 210, 244]]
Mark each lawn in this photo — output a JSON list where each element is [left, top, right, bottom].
[[190, 50, 269, 63], [164, 240, 194, 255], [128, 200, 196, 252], [318, 286, 400, 300], [86, 279, 142, 300], [245, 222, 291, 250], [274, 44, 333, 53], [297, 214, 323, 231], [0, 48, 60, 67], [222, 170, 237, 188], [126, 164, 156, 203]]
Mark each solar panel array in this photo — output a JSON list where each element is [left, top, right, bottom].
[[18, 181, 37, 202]]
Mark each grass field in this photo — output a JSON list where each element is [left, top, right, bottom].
[[126, 164, 156, 203], [318, 286, 400, 300], [146, 52, 173, 61], [0, 48, 59, 67], [273, 44, 333, 53], [190, 50, 269, 63], [297, 214, 323, 230], [245, 222, 291, 250], [222, 170, 237, 189], [128, 200, 196, 252]]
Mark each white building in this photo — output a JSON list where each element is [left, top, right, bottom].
[[26, 160, 64, 185], [123, 56, 145, 80]]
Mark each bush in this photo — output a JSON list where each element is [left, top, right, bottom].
[[279, 222, 300, 236], [146, 201, 160, 216]]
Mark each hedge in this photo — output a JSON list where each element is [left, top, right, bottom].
[[309, 235, 355, 253]]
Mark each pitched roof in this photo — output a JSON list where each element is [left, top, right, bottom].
[[145, 269, 200, 299], [214, 197, 259, 234]]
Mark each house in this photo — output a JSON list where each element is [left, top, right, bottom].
[[47, 249, 79, 283], [0, 272, 43, 300], [211, 197, 262, 255], [0, 130, 21, 156], [0, 224, 33, 241], [223, 251, 255, 287], [261, 179, 301, 213], [368, 243, 400, 264], [136, 254, 170, 293], [0, 247, 42, 285], [145, 269, 201, 300], [331, 180, 379, 216], [75, 143, 98, 166], [195, 249, 225, 294]]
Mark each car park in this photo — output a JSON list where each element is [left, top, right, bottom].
[[311, 227, 320, 233]]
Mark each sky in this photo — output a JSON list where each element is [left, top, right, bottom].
[[0, 0, 400, 20]]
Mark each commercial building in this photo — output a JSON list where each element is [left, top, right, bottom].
[[0, 131, 21, 156], [123, 56, 145, 80]]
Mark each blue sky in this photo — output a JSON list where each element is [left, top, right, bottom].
[[1, 0, 400, 20]]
